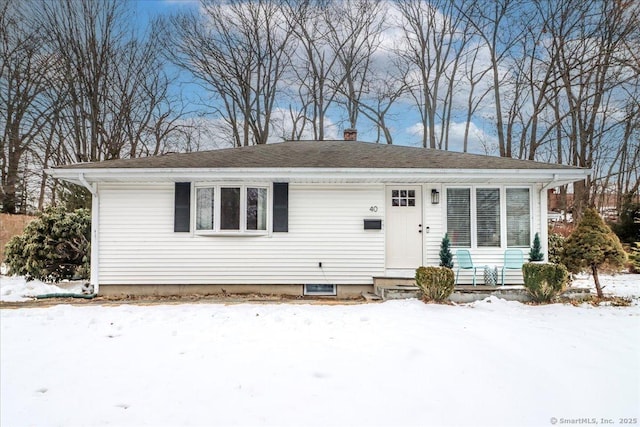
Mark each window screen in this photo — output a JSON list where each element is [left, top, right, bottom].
[[476, 188, 500, 247], [506, 188, 530, 247], [447, 188, 471, 247]]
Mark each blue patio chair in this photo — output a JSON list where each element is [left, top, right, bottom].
[[501, 249, 525, 285], [455, 249, 479, 286]]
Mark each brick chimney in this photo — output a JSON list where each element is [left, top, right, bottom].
[[343, 128, 357, 141]]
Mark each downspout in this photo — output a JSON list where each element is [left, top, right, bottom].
[[78, 174, 99, 294], [539, 174, 560, 262]]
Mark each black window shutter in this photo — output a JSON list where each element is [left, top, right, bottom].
[[273, 182, 288, 232], [174, 182, 191, 232]]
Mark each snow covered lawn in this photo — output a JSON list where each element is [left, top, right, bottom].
[[1, 275, 639, 427], [0, 275, 84, 302]]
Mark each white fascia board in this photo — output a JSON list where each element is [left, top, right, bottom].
[[46, 167, 590, 186]]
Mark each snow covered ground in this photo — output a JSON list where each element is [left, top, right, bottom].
[[0, 275, 84, 302], [1, 274, 639, 427]]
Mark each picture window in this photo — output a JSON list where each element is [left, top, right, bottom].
[[195, 185, 269, 234]]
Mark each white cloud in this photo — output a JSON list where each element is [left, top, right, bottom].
[[405, 120, 499, 155], [267, 108, 340, 143]]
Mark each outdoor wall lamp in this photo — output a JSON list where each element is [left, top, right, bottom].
[[431, 189, 440, 204]]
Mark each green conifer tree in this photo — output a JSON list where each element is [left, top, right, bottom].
[[562, 208, 627, 298], [529, 232, 544, 261], [4, 206, 91, 282], [439, 233, 454, 268]]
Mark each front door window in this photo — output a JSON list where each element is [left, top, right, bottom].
[[391, 189, 416, 207]]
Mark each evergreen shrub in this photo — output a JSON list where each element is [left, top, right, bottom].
[[547, 232, 565, 265], [522, 262, 569, 303], [529, 232, 544, 261], [608, 197, 640, 244], [562, 208, 627, 298], [415, 266, 454, 302], [439, 233, 454, 268], [4, 206, 91, 282]]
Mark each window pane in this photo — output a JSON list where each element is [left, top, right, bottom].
[[507, 188, 530, 247], [477, 188, 500, 247], [447, 188, 471, 247], [196, 188, 215, 230], [246, 188, 267, 231], [220, 188, 240, 230]]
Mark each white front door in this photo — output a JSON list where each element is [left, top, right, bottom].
[[385, 186, 423, 269]]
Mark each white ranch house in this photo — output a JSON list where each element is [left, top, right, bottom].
[[48, 139, 589, 298]]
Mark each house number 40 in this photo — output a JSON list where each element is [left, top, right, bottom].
[[369, 206, 378, 212]]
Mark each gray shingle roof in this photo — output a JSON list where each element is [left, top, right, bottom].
[[53, 140, 582, 170]]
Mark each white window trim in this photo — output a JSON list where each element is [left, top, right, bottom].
[[193, 183, 270, 236], [444, 185, 533, 249]]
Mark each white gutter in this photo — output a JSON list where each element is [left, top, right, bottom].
[[539, 173, 565, 261], [78, 173, 97, 197], [77, 173, 99, 294], [47, 167, 591, 187], [539, 179, 556, 262], [541, 174, 560, 192]]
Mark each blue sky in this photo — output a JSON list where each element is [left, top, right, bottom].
[[132, 0, 197, 20], [129, 0, 499, 153]]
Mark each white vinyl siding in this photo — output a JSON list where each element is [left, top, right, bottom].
[[423, 185, 445, 266], [95, 181, 543, 287], [97, 183, 385, 286]]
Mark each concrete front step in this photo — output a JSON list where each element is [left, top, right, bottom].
[[373, 276, 418, 300], [376, 285, 421, 300], [373, 276, 592, 302]]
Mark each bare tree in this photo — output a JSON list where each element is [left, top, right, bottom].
[[0, 0, 53, 213], [166, 0, 295, 146], [358, 64, 410, 144], [459, 0, 523, 157], [326, 0, 385, 131], [36, 0, 180, 165], [285, 0, 342, 140], [2, 0, 187, 211], [36, 0, 123, 163], [544, 0, 639, 218], [460, 42, 492, 152], [396, 0, 468, 149]]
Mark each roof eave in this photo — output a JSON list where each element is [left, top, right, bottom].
[[46, 167, 590, 187]]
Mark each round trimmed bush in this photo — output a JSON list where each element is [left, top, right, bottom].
[[415, 266, 455, 302], [522, 262, 569, 303]]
